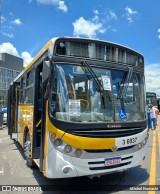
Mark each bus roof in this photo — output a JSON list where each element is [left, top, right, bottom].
[[13, 36, 144, 82]]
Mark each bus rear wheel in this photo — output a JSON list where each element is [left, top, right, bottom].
[[24, 132, 35, 168]]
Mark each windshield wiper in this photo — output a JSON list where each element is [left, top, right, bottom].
[[81, 60, 107, 110], [117, 67, 133, 109], [81, 60, 102, 91]]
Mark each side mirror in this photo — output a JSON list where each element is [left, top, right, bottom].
[[42, 60, 51, 83]]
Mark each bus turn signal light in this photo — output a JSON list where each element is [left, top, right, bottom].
[[51, 133, 56, 139]]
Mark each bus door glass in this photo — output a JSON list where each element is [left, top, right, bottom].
[[12, 82, 20, 133]]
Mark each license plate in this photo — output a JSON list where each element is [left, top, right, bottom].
[[105, 157, 121, 166]]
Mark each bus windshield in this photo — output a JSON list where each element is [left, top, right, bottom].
[[50, 64, 145, 123]]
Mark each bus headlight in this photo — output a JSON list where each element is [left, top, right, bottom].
[[137, 143, 142, 149], [54, 138, 62, 147], [75, 149, 82, 157], [137, 133, 149, 150], [142, 139, 146, 145], [64, 145, 72, 153], [49, 133, 84, 157]]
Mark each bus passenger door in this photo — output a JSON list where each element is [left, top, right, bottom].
[[32, 65, 43, 160], [32, 60, 50, 171], [8, 82, 20, 139]]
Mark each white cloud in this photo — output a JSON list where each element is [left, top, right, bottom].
[[125, 6, 138, 23], [37, 0, 58, 3], [125, 7, 137, 15], [93, 10, 99, 15], [0, 42, 33, 67], [108, 10, 118, 20], [112, 28, 117, 32], [158, 28, 160, 39], [58, 1, 68, 12], [127, 17, 133, 23], [73, 17, 106, 38], [11, 18, 23, 25], [92, 15, 99, 23], [145, 63, 160, 95], [2, 16, 22, 39], [2, 32, 14, 38], [1, 16, 6, 23], [36, 0, 68, 12], [21, 52, 33, 67], [101, 9, 118, 23], [72, 8, 119, 38], [0, 42, 19, 56]]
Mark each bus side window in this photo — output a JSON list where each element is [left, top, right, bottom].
[[25, 70, 34, 104], [19, 77, 25, 104]]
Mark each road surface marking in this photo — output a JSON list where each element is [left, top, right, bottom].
[[0, 167, 4, 174], [148, 130, 156, 194], [9, 161, 14, 175], [158, 129, 160, 161]]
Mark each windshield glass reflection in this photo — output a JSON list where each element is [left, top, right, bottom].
[[50, 64, 145, 123]]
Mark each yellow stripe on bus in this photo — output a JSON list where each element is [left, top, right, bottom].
[[148, 130, 156, 194], [33, 159, 40, 168], [62, 133, 115, 149], [44, 101, 49, 177], [16, 39, 53, 81], [47, 119, 115, 149]]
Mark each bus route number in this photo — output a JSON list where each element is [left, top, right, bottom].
[[122, 137, 137, 145]]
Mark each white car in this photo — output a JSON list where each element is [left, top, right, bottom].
[[2, 108, 7, 124]]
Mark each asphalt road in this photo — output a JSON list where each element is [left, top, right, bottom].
[[0, 120, 160, 194]]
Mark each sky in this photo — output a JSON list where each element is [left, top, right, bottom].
[[0, 0, 160, 95]]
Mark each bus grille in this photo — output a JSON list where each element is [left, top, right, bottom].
[[72, 127, 144, 138], [85, 145, 135, 153]]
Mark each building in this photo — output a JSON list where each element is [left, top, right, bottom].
[[0, 53, 24, 107]]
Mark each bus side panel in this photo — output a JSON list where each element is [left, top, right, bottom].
[[17, 105, 34, 148]]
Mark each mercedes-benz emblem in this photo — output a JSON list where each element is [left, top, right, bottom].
[[111, 146, 118, 152]]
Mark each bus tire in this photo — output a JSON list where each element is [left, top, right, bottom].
[[24, 131, 35, 168]]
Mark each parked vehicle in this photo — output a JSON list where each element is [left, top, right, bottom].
[[2, 107, 7, 124], [0, 109, 3, 129]]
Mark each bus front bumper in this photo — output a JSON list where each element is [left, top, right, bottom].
[[45, 142, 148, 179]]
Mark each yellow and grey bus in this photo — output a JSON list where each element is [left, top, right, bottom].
[[8, 37, 149, 178]]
